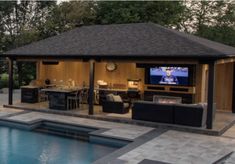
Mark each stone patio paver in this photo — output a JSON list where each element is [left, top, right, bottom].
[[0, 91, 21, 106], [223, 125, 235, 139], [118, 130, 235, 164], [0, 107, 23, 117]]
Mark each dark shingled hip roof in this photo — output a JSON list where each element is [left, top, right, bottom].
[[3, 22, 235, 59]]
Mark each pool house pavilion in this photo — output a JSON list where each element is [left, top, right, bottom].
[[2, 23, 235, 130]]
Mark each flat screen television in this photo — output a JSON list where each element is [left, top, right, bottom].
[[149, 67, 189, 86]]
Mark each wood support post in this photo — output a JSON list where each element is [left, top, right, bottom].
[[232, 62, 235, 113], [88, 59, 95, 115], [206, 61, 216, 129], [8, 58, 14, 105]]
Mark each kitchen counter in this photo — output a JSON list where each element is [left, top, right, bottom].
[[41, 87, 81, 93], [21, 85, 41, 89]]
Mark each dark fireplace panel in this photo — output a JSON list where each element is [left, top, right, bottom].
[[144, 91, 193, 104]]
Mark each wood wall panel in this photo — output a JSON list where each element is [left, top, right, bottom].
[[195, 64, 203, 103], [94, 62, 144, 90], [215, 63, 234, 111], [37, 61, 234, 112], [198, 63, 233, 111], [38, 61, 145, 89], [201, 64, 208, 103]]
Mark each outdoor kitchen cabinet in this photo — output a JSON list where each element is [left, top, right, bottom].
[[21, 86, 40, 103]]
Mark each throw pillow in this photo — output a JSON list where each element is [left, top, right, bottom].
[[106, 94, 114, 102]]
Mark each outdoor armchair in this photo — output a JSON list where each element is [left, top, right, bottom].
[[102, 94, 130, 114]]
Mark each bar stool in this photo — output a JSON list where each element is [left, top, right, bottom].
[[80, 88, 89, 104], [67, 90, 81, 110]]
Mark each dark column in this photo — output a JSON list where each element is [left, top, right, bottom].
[[8, 58, 14, 105], [88, 59, 95, 115], [206, 61, 216, 129], [232, 62, 235, 113]]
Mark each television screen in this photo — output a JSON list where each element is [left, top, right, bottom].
[[149, 67, 189, 85]]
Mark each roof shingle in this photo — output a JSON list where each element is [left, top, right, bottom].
[[3, 22, 235, 59]]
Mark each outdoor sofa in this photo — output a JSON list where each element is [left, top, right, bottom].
[[132, 101, 207, 127]]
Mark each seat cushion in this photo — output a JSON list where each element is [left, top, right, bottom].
[[174, 104, 204, 127], [113, 95, 123, 102], [132, 101, 174, 123], [123, 103, 129, 108]]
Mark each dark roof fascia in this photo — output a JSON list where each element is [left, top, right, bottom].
[[2, 54, 225, 62]]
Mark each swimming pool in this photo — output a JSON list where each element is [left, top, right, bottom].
[[0, 126, 118, 164]]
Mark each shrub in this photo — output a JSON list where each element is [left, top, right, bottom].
[[0, 73, 8, 89], [1, 73, 8, 81], [0, 73, 20, 89]]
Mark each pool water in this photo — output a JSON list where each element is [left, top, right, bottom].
[[0, 126, 117, 164]]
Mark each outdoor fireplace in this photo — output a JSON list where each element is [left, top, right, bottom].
[[153, 95, 182, 104]]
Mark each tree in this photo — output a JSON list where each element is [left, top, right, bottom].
[[181, 1, 235, 47], [195, 1, 235, 47], [42, 1, 96, 36], [0, 1, 56, 87], [95, 1, 186, 28]]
